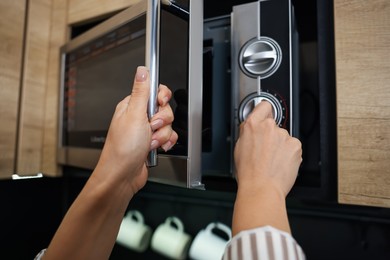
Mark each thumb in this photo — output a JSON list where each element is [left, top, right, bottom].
[[128, 66, 150, 114]]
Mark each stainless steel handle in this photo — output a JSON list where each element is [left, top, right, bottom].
[[146, 0, 160, 167]]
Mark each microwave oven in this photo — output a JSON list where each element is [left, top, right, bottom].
[[59, 0, 337, 199], [58, 0, 204, 188]]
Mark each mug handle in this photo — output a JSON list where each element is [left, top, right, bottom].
[[126, 210, 144, 224], [165, 216, 184, 232], [206, 222, 232, 240]]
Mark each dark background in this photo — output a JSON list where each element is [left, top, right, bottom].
[[1, 175, 390, 259]]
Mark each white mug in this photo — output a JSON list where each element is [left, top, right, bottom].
[[116, 210, 152, 252], [151, 216, 192, 259], [189, 222, 232, 260]]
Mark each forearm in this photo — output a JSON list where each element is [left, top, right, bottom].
[[232, 184, 290, 236], [43, 168, 134, 260], [40, 66, 175, 260]]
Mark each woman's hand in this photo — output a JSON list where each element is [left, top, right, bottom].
[[95, 66, 178, 195], [232, 101, 302, 235], [43, 67, 178, 260], [234, 101, 302, 197]]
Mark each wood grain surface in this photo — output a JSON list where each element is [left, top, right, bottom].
[[334, 0, 390, 207], [67, 0, 141, 25], [0, 0, 26, 178], [41, 0, 69, 176], [17, 0, 52, 174]]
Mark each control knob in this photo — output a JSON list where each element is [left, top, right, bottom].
[[238, 91, 287, 128], [239, 37, 282, 79]]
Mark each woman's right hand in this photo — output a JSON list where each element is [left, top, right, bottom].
[[234, 101, 302, 197]]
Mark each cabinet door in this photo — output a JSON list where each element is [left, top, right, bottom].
[[334, 0, 390, 207], [0, 0, 26, 178], [17, 0, 53, 174], [17, 0, 68, 176]]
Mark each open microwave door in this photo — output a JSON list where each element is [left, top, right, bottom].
[[148, 0, 204, 189], [57, 0, 204, 189]]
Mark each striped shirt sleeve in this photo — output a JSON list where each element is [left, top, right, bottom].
[[222, 226, 306, 260], [34, 249, 46, 260]]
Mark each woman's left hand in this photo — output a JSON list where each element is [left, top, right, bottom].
[[96, 66, 178, 195]]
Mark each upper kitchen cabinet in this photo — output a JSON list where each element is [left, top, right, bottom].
[[0, 0, 26, 178], [334, 0, 390, 207], [67, 0, 142, 25]]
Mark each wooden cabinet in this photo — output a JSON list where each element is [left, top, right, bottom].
[[16, 0, 67, 176], [334, 0, 390, 207], [0, 0, 67, 178], [0, 0, 26, 178], [17, 0, 56, 175], [67, 0, 141, 25]]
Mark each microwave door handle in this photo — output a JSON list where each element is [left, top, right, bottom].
[[145, 0, 160, 167]]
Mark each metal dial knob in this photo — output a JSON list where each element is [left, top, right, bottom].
[[239, 92, 285, 126], [239, 37, 282, 79]]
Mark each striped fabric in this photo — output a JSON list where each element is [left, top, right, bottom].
[[34, 249, 46, 260], [35, 226, 305, 260], [223, 226, 306, 260]]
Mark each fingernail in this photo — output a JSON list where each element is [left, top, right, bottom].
[[136, 66, 148, 82], [161, 141, 173, 152], [150, 119, 163, 131], [150, 140, 159, 150]]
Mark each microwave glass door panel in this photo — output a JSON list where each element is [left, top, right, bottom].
[[58, 0, 204, 188], [64, 17, 146, 148]]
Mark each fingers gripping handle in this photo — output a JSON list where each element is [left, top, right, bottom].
[[146, 0, 160, 167]]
